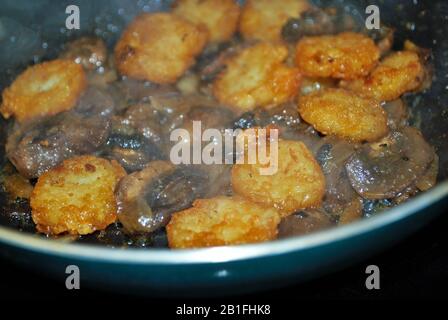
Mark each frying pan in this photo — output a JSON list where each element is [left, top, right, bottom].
[[0, 0, 447, 296]]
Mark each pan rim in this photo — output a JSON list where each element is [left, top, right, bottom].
[[0, 181, 447, 265]]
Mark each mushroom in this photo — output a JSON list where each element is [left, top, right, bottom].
[[115, 161, 211, 234], [345, 127, 435, 199], [6, 87, 114, 178], [315, 137, 360, 220], [278, 209, 333, 238], [281, 6, 362, 43], [105, 130, 164, 173], [104, 103, 166, 172], [60, 37, 108, 71], [383, 99, 408, 130]]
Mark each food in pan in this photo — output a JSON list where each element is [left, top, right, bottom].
[[0, 59, 86, 123], [212, 42, 301, 112], [0, 0, 438, 249]]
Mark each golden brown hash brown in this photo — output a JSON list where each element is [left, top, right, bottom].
[[1, 59, 86, 123], [213, 42, 301, 113], [167, 196, 281, 249], [232, 140, 325, 216], [31, 156, 126, 235], [295, 32, 380, 80], [114, 13, 208, 84], [341, 50, 425, 101], [239, 0, 310, 42], [172, 0, 241, 44], [298, 88, 388, 142]]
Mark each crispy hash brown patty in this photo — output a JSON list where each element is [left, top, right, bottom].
[[232, 140, 325, 216], [172, 0, 241, 44], [213, 42, 301, 112], [31, 156, 126, 235], [167, 196, 281, 249], [341, 50, 425, 101], [295, 32, 380, 80], [1, 59, 86, 123], [114, 13, 208, 84], [298, 88, 388, 142]]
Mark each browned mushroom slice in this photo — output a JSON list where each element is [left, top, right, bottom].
[[105, 130, 164, 173], [103, 103, 167, 172], [315, 137, 359, 220], [115, 161, 210, 234], [6, 87, 114, 178], [184, 105, 235, 133], [383, 99, 408, 130], [61, 37, 108, 71], [345, 127, 435, 200], [338, 197, 363, 225], [416, 154, 439, 192], [278, 209, 333, 238], [281, 6, 364, 43], [232, 102, 321, 150], [113, 78, 179, 107], [195, 40, 242, 83], [233, 102, 301, 130]]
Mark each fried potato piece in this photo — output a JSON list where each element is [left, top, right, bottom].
[[213, 42, 301, 112], [167, 196, 281, 249], [232, 140, 325, 215], [298, 88, 388, 142], [1, 59, 86, 123], [240, 0, 310, 42], [114, 13, 208, 84], [172, 0, 240, 44], [31, 156, 126, 235], [295, 32, 380, 80], [341, 51, 425, 101]]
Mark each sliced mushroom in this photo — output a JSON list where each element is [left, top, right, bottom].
[[383, 99, 408, 130], [115, 161, 174, 234], [281, 6, 362, 43], [233, 102, 315, 141], [281, 8, 335, 42], [6, 87, 114, 178], [346, 127, 435, 199], [105, 130, 164, 173], [61, 37, 108, 71], [278, 209, 333, 238], [115, 161, 211, 234], [338, 196, 363, 225], [195, 40, 241, 83], [185, 105, 234, 131], [416, 154, 439, 192], [149, 93, 228, 134], [113, 78, 178, 107], [315, 137, 360, 220]]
